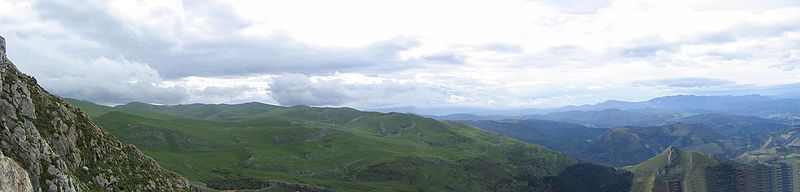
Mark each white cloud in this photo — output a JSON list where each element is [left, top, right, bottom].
[[33, 56, 188, 104], [267, 73, 456, 108], [161, 75, 274, 104], [1, 0, 799, 108]]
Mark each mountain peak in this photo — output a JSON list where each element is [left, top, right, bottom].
[[664, 146, 679, 166], [599, 99, 629, 104], [648, 94, 770, 102]]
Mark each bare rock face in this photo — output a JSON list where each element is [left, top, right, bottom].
[[0, 35, 189, 191], [0, 150, 33, 192], [1, 36, 5, 54]]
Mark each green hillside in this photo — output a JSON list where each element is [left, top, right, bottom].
[[627, 146, 721, 192], [62, 98, 114, 117], [460, 119, 606, 161], [67, 99, 632, 191], [626, 145, 800, 192]]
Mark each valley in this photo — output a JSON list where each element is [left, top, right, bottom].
[[454, 99, 800, 192], [63, 94, 800, 192]]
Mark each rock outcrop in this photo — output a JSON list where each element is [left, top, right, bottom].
[[0, 150, 33, 192], [0, 35, 189, 191]]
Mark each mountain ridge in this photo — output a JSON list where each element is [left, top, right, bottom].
[[66, 98, 634, 191]]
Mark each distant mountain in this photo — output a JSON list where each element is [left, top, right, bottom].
[[523, 109, 688, 128], [561, 95, 771, 111], [557, 95, 800, 121], [418, 95, 800, 125], [460, 119, 606, 157], [67, 99, 633, 191], [371, 106, 552, 116], [428, 113, 517, 121], [582, 123, 729, 167], [466, 119, 787, 167], [676, 113, 787, 137], [578, 121, 786, 167], [429, 95, 798, 129], [117, 101, 283, 118], [370, 106, 492, 116], [0, 36, 188, 191]]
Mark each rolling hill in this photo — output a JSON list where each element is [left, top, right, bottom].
[[627, 146, 798, 192], [522, 109, 686, 128], [626, 146, 724, 192], [465, 119, 786, 167], [459, 119, 606, 160], [67, 99, 633, 191]]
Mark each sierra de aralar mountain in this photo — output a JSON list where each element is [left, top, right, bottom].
[[4, 32, 800, 191], [3, 1, 800, 192]]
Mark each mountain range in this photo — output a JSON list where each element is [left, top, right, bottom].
[[429, 95, 800, 125], [66, 99, 634, 191], [0, 34, 636, 192], [462, 112, 791, 167], [6, 32, 800, 192]]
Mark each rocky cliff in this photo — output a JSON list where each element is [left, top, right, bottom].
[[0, 35, 189, 191]]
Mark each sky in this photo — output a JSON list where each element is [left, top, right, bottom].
[[1, 0, 799, 110]]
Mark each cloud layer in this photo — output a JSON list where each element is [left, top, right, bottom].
[[268, 73, 451, 107], [1, 0, 799, 109]]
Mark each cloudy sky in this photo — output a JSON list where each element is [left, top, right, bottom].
[[1, 0, 800, 110]]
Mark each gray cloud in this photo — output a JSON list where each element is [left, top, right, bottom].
[[181, 0, 252, 33], [24, 0, 425, 78], [35, 56, 190, 104], [699, 21, 800, 44], [196, 85, 253, 98], [268, 74, 451, 107], [633, 78, 735, 88], [618, 43, 674, 58], [616, 19, 800, 60], [147, 35, 422, 77], [477, 43, 523, 53], [4, 0, 800, 108], [2, 0, 432, 105], [771, 49, 800, 71], [421, 52, 466, 64], [268, 74, 353, 106], [772, 60, 800, 71]]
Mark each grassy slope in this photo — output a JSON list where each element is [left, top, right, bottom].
[[460, 119, 606, 161], [626, 147, 720, 192], [69, 99, 632, 191], [62, 98, 114, 117]]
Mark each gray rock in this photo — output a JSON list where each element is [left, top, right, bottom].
[[0, 35, 190, 191], [0, 150, 33, 192], [0, 35, 5, 54]]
